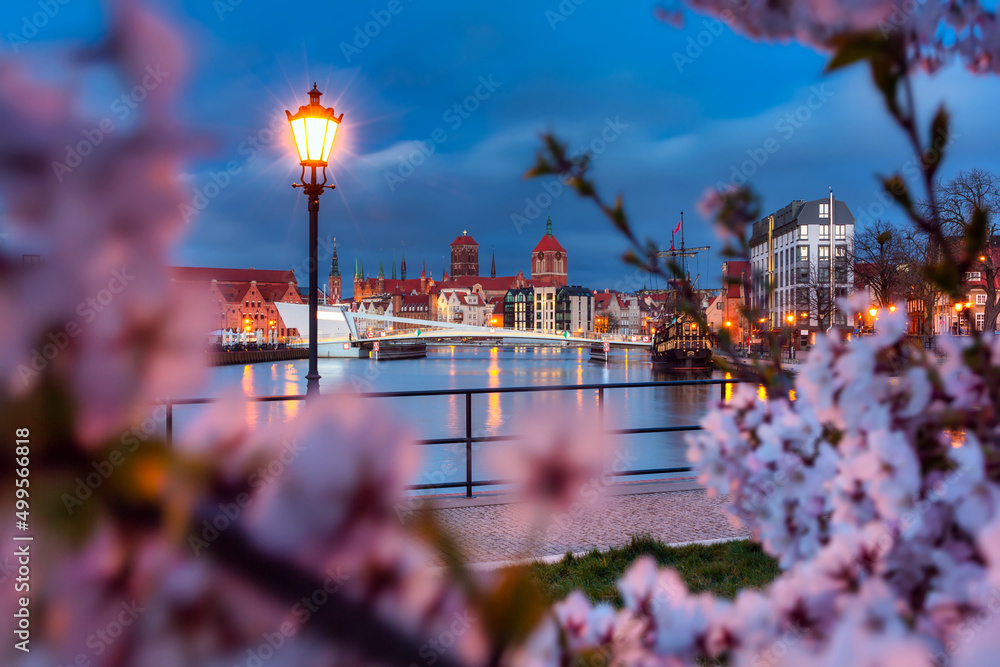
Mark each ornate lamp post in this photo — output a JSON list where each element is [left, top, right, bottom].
[[285, 84, 343, 397]]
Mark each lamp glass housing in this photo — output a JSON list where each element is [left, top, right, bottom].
[[286, 84, 343, 167]]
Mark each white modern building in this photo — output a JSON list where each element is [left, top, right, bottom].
[[749, 196, 855, 336]]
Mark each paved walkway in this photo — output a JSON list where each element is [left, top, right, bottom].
[[416, 487, 749, 565]]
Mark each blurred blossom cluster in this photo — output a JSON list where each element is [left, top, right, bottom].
[[684, 0, 1000, 74]]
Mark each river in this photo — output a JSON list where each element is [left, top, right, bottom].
[[188, 345, 733, 491]]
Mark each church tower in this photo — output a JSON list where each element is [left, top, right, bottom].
[[531, 213, 568, 287], [401, 248, 407, 281], [328, 238, 342, 303], [449, 231, 479, 277]]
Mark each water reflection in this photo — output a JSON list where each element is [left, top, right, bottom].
[[202, 346, 732, 489]]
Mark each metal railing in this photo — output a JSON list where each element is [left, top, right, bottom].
[[162, 378, 745, 498]]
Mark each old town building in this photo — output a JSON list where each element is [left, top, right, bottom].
[[170, 266, 303, 342]]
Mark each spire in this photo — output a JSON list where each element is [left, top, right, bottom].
[[491, 246, 496, 279], [391, 250, 397, 280], [330, 238, 340, 277], [421, 262, 426, 278], [360, 257, 364, 279], [546, 210, 553, 236], [401, 247, 407, 281], [378, 258, 384, 279], [354, 256, 359, 279]]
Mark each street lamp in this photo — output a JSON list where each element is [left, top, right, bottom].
[[785, 313, 794, 358], [286, 84, 344, 397]]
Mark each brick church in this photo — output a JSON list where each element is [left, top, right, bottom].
[[345, 214, 568, 302]]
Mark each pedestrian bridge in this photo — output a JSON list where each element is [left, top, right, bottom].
[[341, 311, 651, 347], [274, 302, 651, 354]]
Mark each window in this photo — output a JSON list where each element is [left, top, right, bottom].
[[818, 246, 830, 260], [836, 246, 846, 258], [966, 272, 982, 281], [977, 312, 985, 331], [799, 225, 809, 241], [819, 266, 831, 283], [819, 225, 830, 241], [798, 267, 809, 284], [836, 225, 846, 240], [798, 246, 809, 262], [976, 293, 987, 305], [818, 202, 830, 218]]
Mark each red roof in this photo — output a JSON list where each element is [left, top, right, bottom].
[[170, 266, 297, 284], [594, 293, 613, 309], [434, 275, 519, 293], [450, 234, 478, 246], [723, 261, 750, 299], [533, 233, 566, 253]]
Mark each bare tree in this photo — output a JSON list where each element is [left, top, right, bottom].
[[790, 252, 851, 330], [853, 219, 907, 308], [930, 169, 1000, 332], [899, 227, 947, 338]]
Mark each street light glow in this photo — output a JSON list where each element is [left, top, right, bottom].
[[869, 307, 878, 317], [286, 85, 343, 166]]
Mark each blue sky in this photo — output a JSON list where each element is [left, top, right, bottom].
[[6, 0, 1000, 292]]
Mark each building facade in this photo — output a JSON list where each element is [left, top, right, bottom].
[[749, 196, 855, 337], [504, 287, 534, 331], [559, 286, 594, 334], [170, 267, 303, 342], [437, 288, 493, 327]]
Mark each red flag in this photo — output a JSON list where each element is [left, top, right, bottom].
[[672, 219, 682, 235]]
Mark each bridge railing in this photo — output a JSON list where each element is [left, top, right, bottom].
[[161, 378, 746, 498]]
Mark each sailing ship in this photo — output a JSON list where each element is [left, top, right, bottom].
[[649, 212, 714, 370], [651, 313, 713, 370]]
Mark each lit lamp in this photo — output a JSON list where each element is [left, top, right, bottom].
[[286, 84, 344, 397], [786, 314, 794, 323], [869, 307, 878, 318]]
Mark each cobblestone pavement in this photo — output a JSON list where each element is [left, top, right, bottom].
[[418, 489, 749, 565]]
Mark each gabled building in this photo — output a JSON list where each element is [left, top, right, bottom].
[[720, 260, 751, 344], [170, 266, 303, 342]]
